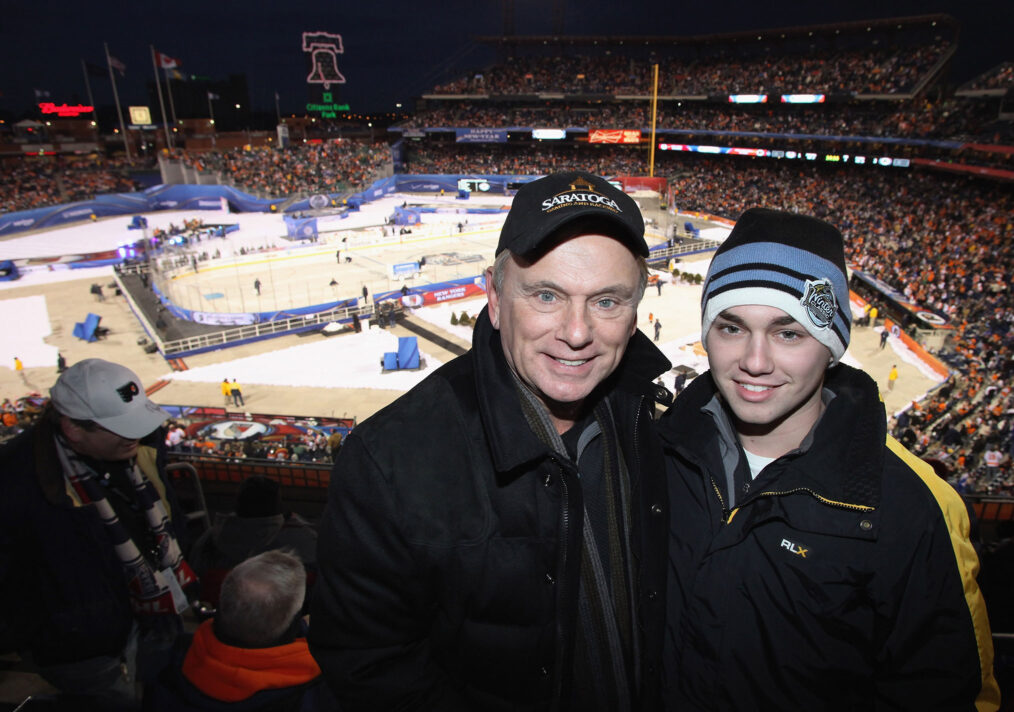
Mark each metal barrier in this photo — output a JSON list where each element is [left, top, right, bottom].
[[166, 461, 212, 536], [114, 263, 381, 357], [169, 453, 331, 490], [647, 239, 723, 266]]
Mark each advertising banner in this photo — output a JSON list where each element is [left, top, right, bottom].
[[455, 128, 508, 143], [589, 129, 641, 144], [398, 276, 486, 307], [392, 261, 420, 278]]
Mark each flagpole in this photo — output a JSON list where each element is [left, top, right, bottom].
[[80, 59, 98, 129], [105, 42, 132, 163], [649, 62, 659, 178], [274, 90, 281, 123], [150, 46, 172, 151], [165, 68, 179, 139], [208, 93, 216, 148]]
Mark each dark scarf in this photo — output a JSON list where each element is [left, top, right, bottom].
[[54, 434, 197, 621], [512, 375, 638, 712]]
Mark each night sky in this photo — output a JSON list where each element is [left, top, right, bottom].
[[1, 0, 1010, 119]]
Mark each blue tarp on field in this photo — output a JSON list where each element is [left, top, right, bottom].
[[382, 336, 419, 371], [73, 313, 102, 342], [0, 260, 19, 281]]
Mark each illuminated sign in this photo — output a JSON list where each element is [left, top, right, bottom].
[[728, 94, 767, 104], [781, 94, 826, 104], [303, 31, 346, 89], [306, 91, 350, 118], [38, 102, 94, 117], [532, 128, 566, 140], [128, 106, 153, 125], [657, 142, 911, 169], [458, 178, 491, 192], [589, 129, 641, 144]]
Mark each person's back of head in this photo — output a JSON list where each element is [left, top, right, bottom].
[[216, 549, 305, 648], [235, 475, 282, 518]]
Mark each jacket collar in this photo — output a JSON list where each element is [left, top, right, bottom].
[[472, 306, 670, 479], [182, 620, 321, 703], [662, 364, 885, 511]]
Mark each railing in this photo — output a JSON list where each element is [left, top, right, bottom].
[[159, 302, 375, 356], [168, 452, 331, 491], [114, 262, 385, 357], [648, 239, 723, 265]]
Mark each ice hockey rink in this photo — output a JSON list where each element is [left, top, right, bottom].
[[0, 192, 943, 422]]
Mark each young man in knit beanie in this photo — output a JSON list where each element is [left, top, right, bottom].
[[659, 208, 998, 710]]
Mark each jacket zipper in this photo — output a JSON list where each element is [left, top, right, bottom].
[[753, 487, 875, 512], [709, 476, 729, 522]]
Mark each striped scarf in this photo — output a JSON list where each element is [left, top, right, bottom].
[[53, 434, 197, 620], [513, 377, 638, 712]]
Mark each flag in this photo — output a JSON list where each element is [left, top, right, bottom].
[[109, 55, 126, 75], [34, 88, 51, 99], [155, 51, 180, 70], [207, 91, 219, 100], [85, 61, 106, 78]]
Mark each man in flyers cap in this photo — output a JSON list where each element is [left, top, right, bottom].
[[0, 358, 197, 709], [310, 172, 672, 711]]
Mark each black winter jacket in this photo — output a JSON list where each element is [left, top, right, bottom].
[[308, 307, 670, 711], [660, 365, 999, 711], [0, 417, 183, 666]]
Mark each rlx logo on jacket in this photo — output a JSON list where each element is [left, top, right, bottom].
[[780, 538, 809, 558]]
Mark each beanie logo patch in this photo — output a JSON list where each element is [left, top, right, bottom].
[[540, 178, 622, 215], [800, 278, 837, 330]]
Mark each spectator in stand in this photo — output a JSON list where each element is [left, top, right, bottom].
[[188, 476, 317, 608], [660, 208, 998, 709], [0, 359, 196, 709], [145, 550, 337, 711], [309, 172, 670, 709]]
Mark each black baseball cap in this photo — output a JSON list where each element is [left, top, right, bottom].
[[496, 171, 648, 259]]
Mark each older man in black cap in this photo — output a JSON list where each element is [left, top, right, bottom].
[[310, 172, 671, 711], [0, 358, 196, 709]]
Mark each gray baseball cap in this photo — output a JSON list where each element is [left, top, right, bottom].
[[50, 359, 169, 439]]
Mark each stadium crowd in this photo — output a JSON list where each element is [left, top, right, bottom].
[[0, 155, 144, 214], [176, 140, 390, 198], [402, 97, 1010, 147], [961, 61, 1014, 92], [404, 143, 648, 176], [433, 42, 949, 96]]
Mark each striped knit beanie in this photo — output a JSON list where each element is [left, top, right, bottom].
[[701, 208, 851, 365]]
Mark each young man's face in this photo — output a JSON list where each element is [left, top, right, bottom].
[[706, 304, 831, 457], [487, 234, 642, 434]]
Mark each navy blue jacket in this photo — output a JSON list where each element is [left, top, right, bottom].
[[660, 365, 999, 711]]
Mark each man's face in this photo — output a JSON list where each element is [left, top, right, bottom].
[[706, 304, 831, 457], [61, 417, 140, 461], [487, 234, 641, 433]]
